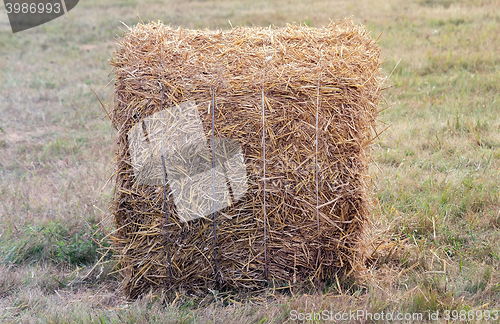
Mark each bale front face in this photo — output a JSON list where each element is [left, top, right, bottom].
[[110, 20, 382, 298]]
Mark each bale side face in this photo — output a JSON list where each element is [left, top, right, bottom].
[[110, 20, 382, 298]]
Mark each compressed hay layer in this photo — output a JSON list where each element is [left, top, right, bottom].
[[110, 20, 382, 298]]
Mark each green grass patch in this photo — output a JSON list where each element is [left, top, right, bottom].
[[1, 220, 109, 266]]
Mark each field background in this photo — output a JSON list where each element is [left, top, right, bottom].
[[1, 0, 499, 322]]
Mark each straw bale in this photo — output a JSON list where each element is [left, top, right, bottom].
[[110, 19, 383, 298]]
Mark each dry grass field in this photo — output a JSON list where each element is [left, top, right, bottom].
[[0, 0, 499, 322]]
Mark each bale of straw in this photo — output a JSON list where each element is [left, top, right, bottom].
[[110, 19, 383, 298]]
